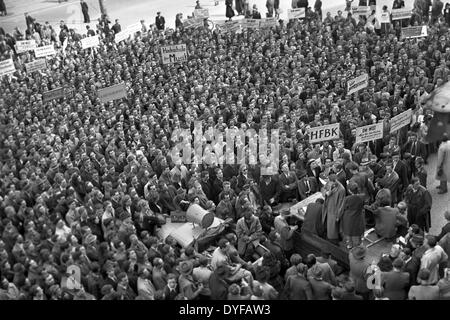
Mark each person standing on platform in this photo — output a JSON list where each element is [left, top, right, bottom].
[[338, 182, 365, 249], [321, 174, 346, 245], [226, 0, 235, 20], [436, 133, 450, 194], [155, 12, 165, 30], [404, 177, 433, 232], [80, 0, 90, 23]]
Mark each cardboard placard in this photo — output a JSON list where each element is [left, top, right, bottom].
[[307, 123, 340, 144], [193, 8, 209, 18], [170, 211, 187, 223], [0, 58, 16, 77], [355, 122, 384, 143], [391, 8, 412, 20], [25, 59, 47, 73], [347, 73, 369, 95], [352, 6, 371, 16], [80, 35, 100, 49], [390, 109, 412, 133], [401, 26, 427, 39], [161, 44, 187, 64], [34, 45, 56, 58], [97, 82, 127, 103], [183, 18, 204, 29], [380, 12, 391, 23], [16, 40, 37, 53], [260, 17, 278, 28], [287, 8, 306, 19]]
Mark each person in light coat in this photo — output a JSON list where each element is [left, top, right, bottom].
[[420, 235, 448, 285], [436, 133, 450, 194]]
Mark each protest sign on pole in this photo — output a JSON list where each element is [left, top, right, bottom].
[[347, 73, 369, 95], [97, 83, 127, 103], [16, 40, 37, 53], [193, 8, 209, 18], [243, 19, 260, 29], [389, 109, 412, 133], [25, 59, 47, 73], [0, 58, 16, 77], [379, 12, 391, 23], [307, 123, 340, 144], [401, 26, 427, 39], [34, 45, 56, 58], [161, 44, 187, 65], [81, 35, 100, 49], [355, 122, 384, 144], [391, 8, 412, 20], [260, 17, 278, 28], [352, 6, 371, 16], [287, 8, 306, 19]]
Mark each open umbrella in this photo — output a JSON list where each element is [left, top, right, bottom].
[[423, 82, 450, 142]]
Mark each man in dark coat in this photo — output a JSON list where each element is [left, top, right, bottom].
[[298, 171, 319, 200], [80, 0, 90, 23], [155, 12, 165, 30], [259, 174, 280, 206], [282, 264, 313, 300], [404, 177, 432, 232], [225, 0, 235, 20], [392, 151, 409, 197], [381, 258, 410, 300], [301, 198, 324, 237]]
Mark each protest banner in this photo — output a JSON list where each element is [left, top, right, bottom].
[[114, 30, 130, 43], [81, 35, 100, 49], [25, 59, 47, 73], [391, 8, 412, 20], [161, 44, 187, 64], [307, 123, 340, 144], [16, 40, 37, 53], [34, 45, 56, 58], [243, 18, 260, 29], [183, 18, 204, 29], [352, 6, 370, 16], [355, 122, 384, 144], [126, 22, 142, 34], [347, 73, 369, 95], [97, 82, 127, 103], [221, 20, 241, 33], [193, 8, 209, 18], [380, 12, 390, 23], [260, 17, 278, 28], [389, 109, 412, 133], [0, 58, 15, 77], [401, 26, 427, 39], [287, 8, 306, 19], [43, 87, 65, 102]]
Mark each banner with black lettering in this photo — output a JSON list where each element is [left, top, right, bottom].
[[260, 17, 278, 28], [193, 8, 209, 18], [401, 26, 427, 39], [307, 123, 340, 144], [243, 19, 260, 29], [42, 87, 74, 102], [287, 8, 306, 19], [81, 35, 100, 49], [25, 59, 47, 73], [97, 83, 127, 103], [352, 6, 370, 16], [389, 109, 412, 133], [379, 12, 390, 23], [0, 58, 16, 77], [355, 122, 384, 143], [347, 73, 368, 95], [16, 40, 37, 53], [34, 45, 56, 58], [391, 8, 412, 20], [161, 44, 187, 65]]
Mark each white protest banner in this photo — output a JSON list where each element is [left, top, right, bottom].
[[243, 18, 260, 29], [401, 26, 427, 39], [81, 35, 100, 49], [114, 30, 130, 43], [25, 59, 47, 73], [0, 58, 15, 77], [352, 6, 370, 16], [183, 18, 204, 29], [34, 45, 56, 58], [97, 83, 127, 103], [391, 8, 412, 20], [16, 40, 37, 53], [221, 20, 241, 33], [193, 8, 209, 18], [307, 123, 340, 144], [380, 12, 391, 23], [161, 44, 187, 65], [355, 122, 384, 144], [260, 17, 278, 28], [127, 22, 142, 35], [43, 87, 65, 102], [287, 8, 306, 19], [347, 73, 369, 95], [389, 109, 412, 133]]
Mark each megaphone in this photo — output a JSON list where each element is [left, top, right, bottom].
[[186, 204, 214, 229]]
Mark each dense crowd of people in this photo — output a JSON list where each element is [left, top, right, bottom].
[[0, 0, 450, 300]]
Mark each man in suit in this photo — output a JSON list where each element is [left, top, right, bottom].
[[376, 161, 400, 204], [334, 162, 347, 191], [403, 132, 427, 176], [298, 171, 319, 200], [259, 172, 280, 206], [392, 151, 409, 198], [301, 198, 325, 236], [282, 263, 313, 300], [155, 12, 165, 30], [306, 158, 322, 187], [279, 163, 298, 202]]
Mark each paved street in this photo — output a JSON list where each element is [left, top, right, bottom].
[[0, 0, 448, 235]]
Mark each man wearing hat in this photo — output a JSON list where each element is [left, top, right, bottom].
[[349, 245, 371, 300], [178, 260, 203, 300], [307, 264, 333, 300], [282, 263, 313, 300], [322, 174, 346, 244]]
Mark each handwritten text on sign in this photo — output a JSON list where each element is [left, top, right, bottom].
[[0, 58, 15, 77], [391, 8, 412, 20], [390, 109, 412, 133], [193, 8, 209, 18], [352, 6, 370, 16], [401, 26, 427, 39], [307, 123, 340, 143], [243, 19, 260, 29], [355, 122, 384, 144], [161, 44, 187, 64], [16, 40, 37, 53], [34, 45, 56, 58], [81, 35, 100, 49], [287, 8, 306, 19], [25, 59, 47, 73], [347, 73, 369, 95], [97, 83, 127, 103]]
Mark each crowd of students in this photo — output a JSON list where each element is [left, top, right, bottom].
[[0, 0, 449, 300]]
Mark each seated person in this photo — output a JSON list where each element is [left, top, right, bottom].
[[235, 209, 264, 261], [370, 189, 402, 239], [297, 171, 319, 200], [301, 198, 325, 236]]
